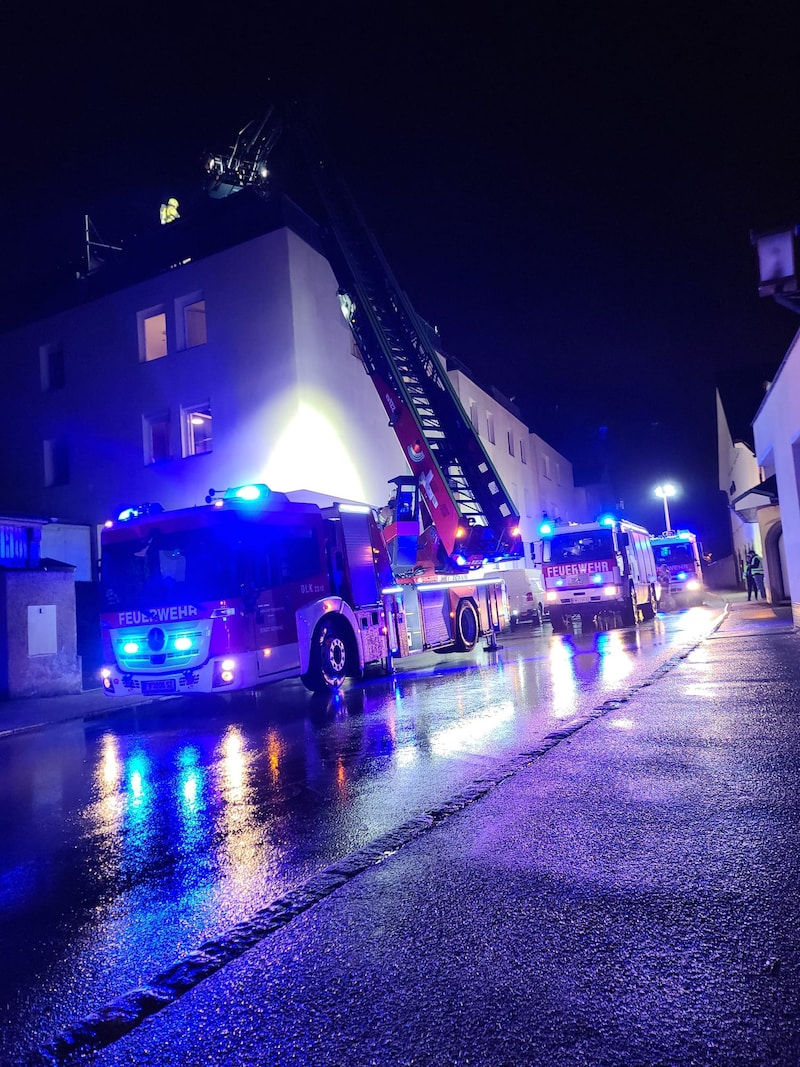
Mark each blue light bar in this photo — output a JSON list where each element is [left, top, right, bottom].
[[226, 484, 270, 502]]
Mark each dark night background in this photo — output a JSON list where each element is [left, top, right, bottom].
[[3, 3, 800, 557]]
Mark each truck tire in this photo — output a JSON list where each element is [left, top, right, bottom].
[[301, 616, 354, 693], [619, 588, 638, 628], [454, 599, 479, 652], [640, 585, 658, 621]]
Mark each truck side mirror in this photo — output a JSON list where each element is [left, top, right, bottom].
[[619, 532, 629, 548], [529, 542, 537, 564]]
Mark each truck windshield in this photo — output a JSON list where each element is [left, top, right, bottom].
[[545, 530, 614, 563], [101, 518, 323, 611], [102, 527, 238, 610], [654, 543, 694, 566]]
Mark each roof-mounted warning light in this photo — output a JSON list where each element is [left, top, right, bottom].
[[598, 513, 616, 527], [538, 518, 555, 537], [206, 484, 271, 504], [117, 503, 164, 523]]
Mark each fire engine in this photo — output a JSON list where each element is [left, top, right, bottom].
[[100, 107, 521, 695], [538, 516, 660, 632], [650, 529, 705, 607], [99, 485, 508, 696]]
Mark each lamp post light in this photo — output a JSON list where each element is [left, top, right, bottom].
[[654, 483, 677, 533]]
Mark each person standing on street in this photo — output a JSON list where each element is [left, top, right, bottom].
[[750, 552, 766, 600], [744, 551, 758, 601]]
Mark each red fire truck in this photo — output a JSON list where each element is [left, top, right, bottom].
[[100, 110, 522, 695], [100, 485, 508, 696], [538, 516, 660, 632]]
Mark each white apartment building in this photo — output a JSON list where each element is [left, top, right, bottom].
[[751, 328, 800, 624], [0, 191, 584, 576]]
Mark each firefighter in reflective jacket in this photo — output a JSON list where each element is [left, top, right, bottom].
[[750, 553, 766, 599], [160, 197, 180, 224]]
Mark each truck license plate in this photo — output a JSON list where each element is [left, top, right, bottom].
[[141, 679, 177, 695]]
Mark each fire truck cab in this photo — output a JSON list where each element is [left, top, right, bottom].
[[650, 529, 704, 607], [539, 516, 660, 632]]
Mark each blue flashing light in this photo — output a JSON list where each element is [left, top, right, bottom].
[[598, 513, 616, 527], [454, 554, 467, 566], [677, 571, 687, 580], [555, 578, 565, 587], [591, 573, 603, 584], [538, 519, 555, 536], [228, 483, 269, 502], [677, 531, 692, 540]]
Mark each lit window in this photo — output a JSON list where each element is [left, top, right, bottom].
[[139, 307, 167, 362], [507, 430, 515, 457], [40, 342, 65, 391], [143, 412, 171, 464], [183, 403, 212, 456], [486, 411, 496, 445], [43, 439, 69, 486]]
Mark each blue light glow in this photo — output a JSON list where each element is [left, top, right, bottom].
[[598, 513, 616, 526], [231, 484, 268, 501]]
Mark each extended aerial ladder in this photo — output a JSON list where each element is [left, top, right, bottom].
[[205, 106, 523, 575]]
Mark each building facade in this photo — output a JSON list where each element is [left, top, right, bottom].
[[751, 328, 800, 625], [0, 191, 585, 584]]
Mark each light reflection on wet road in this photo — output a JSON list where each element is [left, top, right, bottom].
[[0, 607, 720, 1060]]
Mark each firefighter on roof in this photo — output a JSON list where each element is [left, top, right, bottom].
[[160, 197, 180, 224]]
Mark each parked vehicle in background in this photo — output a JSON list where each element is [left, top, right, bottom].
[[539, 517, 660, 632], [498, 567, 546, 628], [650, 530, 705, 607]]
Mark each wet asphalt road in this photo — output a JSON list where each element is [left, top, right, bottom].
[[6, 602, 798, 1065]]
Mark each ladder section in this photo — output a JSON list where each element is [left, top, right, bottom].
[[304, 149, 521, 567]]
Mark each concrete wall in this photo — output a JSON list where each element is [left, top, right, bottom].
[[0, 570, 81, 699]]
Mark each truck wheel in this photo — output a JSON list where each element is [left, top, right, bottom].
[[549, 607, 566, 633], [455, 600, 479, 651], [619, 588, 638, 627], [640, 585, 658, 621], [301, 616, 353, 693]]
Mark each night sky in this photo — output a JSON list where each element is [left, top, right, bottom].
[[3, 4, 800, 556]]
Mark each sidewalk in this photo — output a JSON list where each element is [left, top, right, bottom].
[[25, 591, 800, 1067]]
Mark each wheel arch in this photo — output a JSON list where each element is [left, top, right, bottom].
[[296, 597, 365, 676]]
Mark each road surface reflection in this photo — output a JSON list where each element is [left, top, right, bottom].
[[0, 607, 721, 1060]]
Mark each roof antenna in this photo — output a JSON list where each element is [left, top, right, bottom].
[[78, 214, 122, 279]]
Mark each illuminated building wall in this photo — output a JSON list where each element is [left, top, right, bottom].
[[0, 200, 406, 541], [752, 336, 800, 624]]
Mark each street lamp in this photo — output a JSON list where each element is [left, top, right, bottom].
[[654, 483, 677, 533]]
